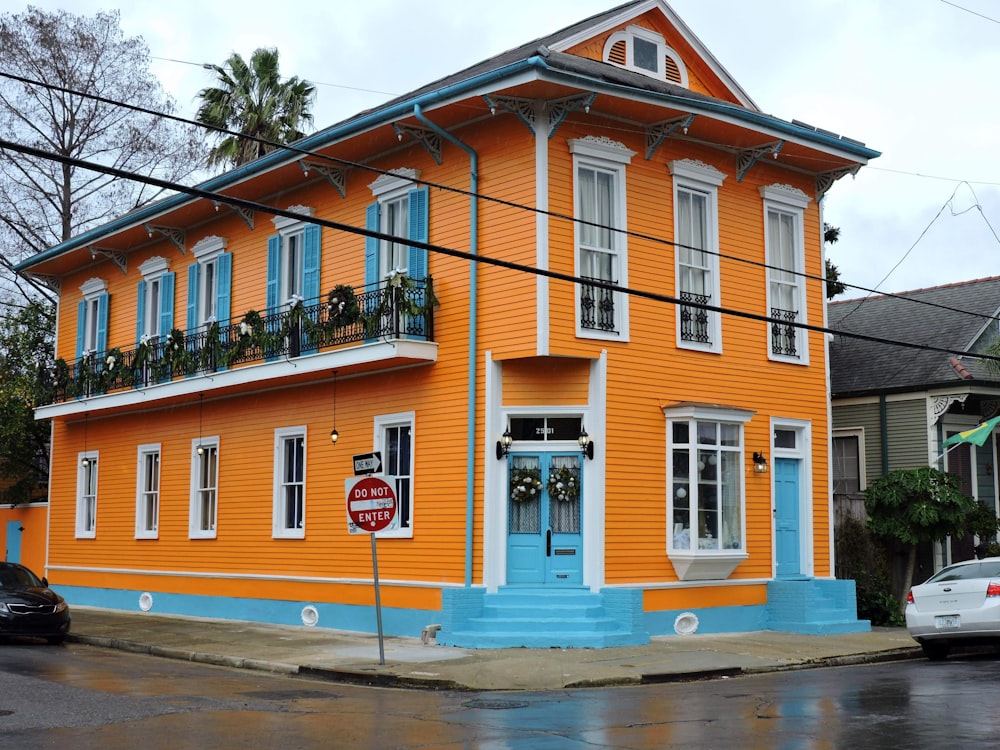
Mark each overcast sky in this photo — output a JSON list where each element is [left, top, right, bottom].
[[23, 0, 1000, 298]]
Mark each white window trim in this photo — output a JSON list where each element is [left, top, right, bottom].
[[135, 443, 161, 539], [79, 278, 107, 357], [368, 167, 420, 199], [569, 136, 634, 342], [273, 426, 307, 539], [602, 25, 689, 86], [373, 411, 415, 539], [138, 256, 171, 340], [191, 235, 227, 261], [761, 184, 811, 365], [663, 403, 752, 581], [138, 255, 170, 278], [832, 427, 866, 495], [271, 204, 315, 232], [80, 277, 107, 297], [670, 159, 726, 354], [76, 451, 98, 539], [189, 436, 219, 539]]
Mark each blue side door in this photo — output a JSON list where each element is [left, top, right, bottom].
[[774, 457, 801, 577], [6, 521, 22, 563], [506, 453, 583, 585]]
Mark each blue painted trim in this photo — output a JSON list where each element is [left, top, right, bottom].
[[59, 585, 438, 637], [17, 56, 878, 274], [412, 105, 479, 587]]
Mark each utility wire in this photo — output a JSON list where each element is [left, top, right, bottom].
[[2, 70, 999, 327], [4, 135, 1000, 368]]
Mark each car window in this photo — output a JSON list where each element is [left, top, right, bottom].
[[927, 563, 979, 582], [0, 566, 40, 589], [980, 561, 1000, 578]]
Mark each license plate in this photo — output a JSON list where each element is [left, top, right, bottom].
[[935, 615, 960, 629]]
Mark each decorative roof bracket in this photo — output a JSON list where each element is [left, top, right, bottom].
[[143, 224, 186, 254], [736, 140, 784, 182], [32, 274, 61, 294], [299, 159, 349, 198], [816, 165, 860, 200], [87, 247, 127, 274], [392, 123, 442, 164], [483, 95, 537, 134], [210, 202, 255, 230], [645, 114, 696, 160], [546, 92, 597, 139]]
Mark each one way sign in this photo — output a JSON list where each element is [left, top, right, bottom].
[[353, 452, 383, 475]]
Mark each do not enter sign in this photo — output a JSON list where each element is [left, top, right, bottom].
[[345, 476, 397, 533]]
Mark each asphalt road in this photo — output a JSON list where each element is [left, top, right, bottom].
[[1, 639, 998, 749]]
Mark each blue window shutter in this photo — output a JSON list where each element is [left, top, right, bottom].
[[186, 264, 199, 331], [136, 280, 147, 343], [266, 235, 281, 310], [216, 252, 232, 324], [76, 300, 86, 359], [407, 187, 429, 280], [159, 272, 175, 336], [365, 202, 379, 287], [302, 225, 321, 303], [95, 292, 109, 356]]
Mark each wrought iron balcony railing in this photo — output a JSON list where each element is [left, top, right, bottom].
[[679, 291, 711, 344], [580, 277, 617, 333], [770, 306, 798, 357], [46, 278, 434, 404]]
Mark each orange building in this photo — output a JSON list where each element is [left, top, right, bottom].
[[16, 1, 878, 646]]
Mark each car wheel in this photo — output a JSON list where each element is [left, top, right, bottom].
[[46, 635, 66, 646], [921, 641, 950, 661]]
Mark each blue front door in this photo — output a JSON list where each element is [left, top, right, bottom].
[[506, 453, 583, 585], [6, 521, 22, 563], [774, 457, 801, 577]]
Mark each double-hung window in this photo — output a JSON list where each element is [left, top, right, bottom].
[[374, 412, 414, 537], [366, 169, 430, 338], [665, 404, 751, 581], [136, 256, 175, 344], [570, 137, 635, 339], [136, 444, 160, 539], [189, 437, 219, 539], [76, 451, 98, 538], [273, 427, 306, 538], [761, 184, 811, 363], [76, 277, 109, 361], [669, 159, 725, 352], [188, 235, 232, 331], [832, 429, 865, 498], [268, 207, 321, 309]]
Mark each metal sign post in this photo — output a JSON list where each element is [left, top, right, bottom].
[[345, 475, 398, 666]]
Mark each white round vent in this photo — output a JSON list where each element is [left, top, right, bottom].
[[674, 611, 699, 636], [301, 605, 319, 627], [138, 592, 154, 612]]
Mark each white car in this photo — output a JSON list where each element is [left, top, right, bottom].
[[905, 557, 1000, 660]]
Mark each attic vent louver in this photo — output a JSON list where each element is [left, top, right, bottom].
[[602, 26, 688, 88]]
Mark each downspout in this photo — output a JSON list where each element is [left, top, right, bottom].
[[880, 393, 889, 476], [413, 104, 479, 587]]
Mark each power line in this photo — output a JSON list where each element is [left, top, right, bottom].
[[2, 70, 1000, 329], [4, 135, 1000, 369]]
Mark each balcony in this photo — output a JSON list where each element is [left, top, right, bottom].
[[44, 278, 435, 406]]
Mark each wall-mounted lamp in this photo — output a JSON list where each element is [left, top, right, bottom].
[[495, 429, 513, 460], [579, 429, 595, 460], [330, 370, 339, 446], [752, 451, 768, 474]]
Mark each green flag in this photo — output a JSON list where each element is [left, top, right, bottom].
[[942, 415, 1000, 449]]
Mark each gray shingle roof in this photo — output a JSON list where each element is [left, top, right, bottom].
[[828, 277, 1000, 396]]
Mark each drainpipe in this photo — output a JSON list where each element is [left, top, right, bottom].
[[879, 393, 889, 476], [413, 104, 479, 587]]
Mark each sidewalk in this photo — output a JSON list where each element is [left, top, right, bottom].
[[64, 607, 923, 691]]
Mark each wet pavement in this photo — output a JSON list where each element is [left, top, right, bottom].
[[64, 607, 925, 691]]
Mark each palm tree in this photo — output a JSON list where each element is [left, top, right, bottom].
[[196, 48, 315, 170]]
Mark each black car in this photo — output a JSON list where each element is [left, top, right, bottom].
[[0, 562, 71, 644]]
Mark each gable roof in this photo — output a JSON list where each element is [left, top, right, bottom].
[[828, 277, 1000, 397]]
